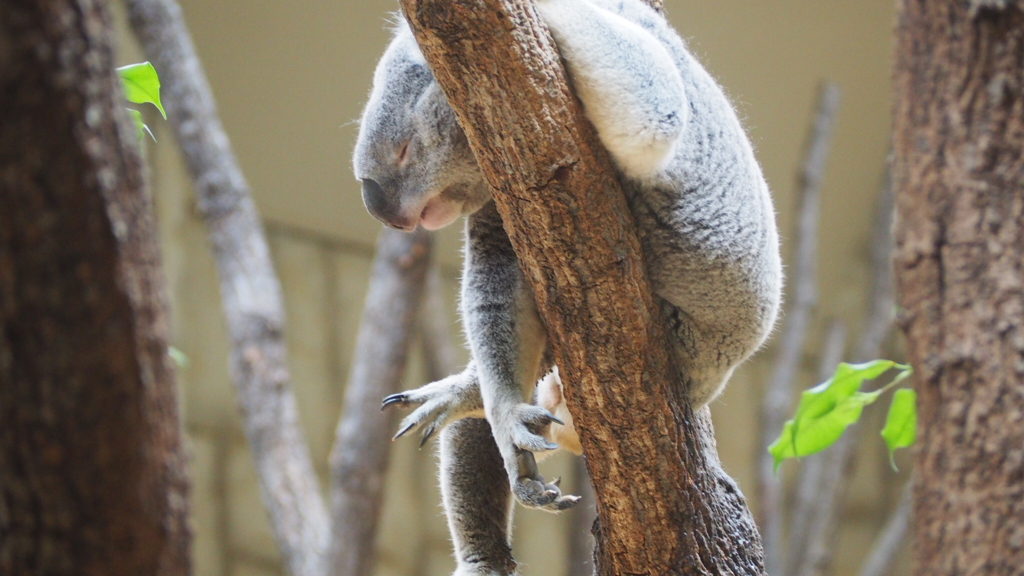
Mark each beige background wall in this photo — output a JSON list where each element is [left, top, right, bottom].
[[115, 0, 907, 574]]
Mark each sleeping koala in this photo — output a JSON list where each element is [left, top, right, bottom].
[[353, 0, 782, 573]]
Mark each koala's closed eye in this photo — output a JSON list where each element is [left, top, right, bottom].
[[396, 140, 410, 167]]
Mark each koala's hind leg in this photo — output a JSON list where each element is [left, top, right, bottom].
[[536, 0, 687, 179], [440, 418, 517, 576]]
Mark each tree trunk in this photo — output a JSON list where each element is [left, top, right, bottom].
[[892, 2, 1024, 574], [399, 0, 765, 574], [0, 1, 190, 575]]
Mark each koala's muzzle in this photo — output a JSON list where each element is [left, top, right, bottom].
[[361, 178, 417, 232]]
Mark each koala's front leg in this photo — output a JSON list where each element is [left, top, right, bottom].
[[464, 202, 580, 512]]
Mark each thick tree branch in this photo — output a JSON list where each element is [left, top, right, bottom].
[[400, 0, 764, 574], [327, 228, 432, 576], [894, 5, 1024, 573], [757, 82, 840, 575], [124, 1, 330, 574], [1, 0, 189, 572]]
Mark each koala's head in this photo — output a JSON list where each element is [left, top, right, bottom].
[[352, 23, 489, 232]]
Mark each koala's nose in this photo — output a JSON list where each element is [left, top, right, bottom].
[[361, 178, 417, 231]]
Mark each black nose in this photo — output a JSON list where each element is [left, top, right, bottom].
[[361, 178, 393, 223], [361, 178, 416, 231]]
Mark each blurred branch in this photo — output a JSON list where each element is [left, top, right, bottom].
[[758, 82, 840, 575], [856, 485, 911, 576], [328, 228, 432, 576], [786, 319, 847, 572], [124, 1, 331, 574], [789, 168, 896, 576], [420, 265, 461, 381]]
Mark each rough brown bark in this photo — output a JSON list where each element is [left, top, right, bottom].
[[399, 0, 765, 574], [124, 1, 330, 574], [893, 2, 1024, 575], [0, 1, 190, 574], [327, 228, 432, 576]]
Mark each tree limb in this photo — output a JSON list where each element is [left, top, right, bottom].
[[855, 485, 911, 576], [785, 319, 847, 575], [327, 228, 432, 576], [1, 1, 190, 572], [790, 169, 895, 576], [757, 82, 840, 575], [420, 264, 461, 381], [400, 0, 765, 573], [124, 1, 330, 574]]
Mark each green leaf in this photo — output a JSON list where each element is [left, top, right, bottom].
[[768, 361, 899, 472], [117, 62, 166, 119], [881, 388, 917, 470], [126, 108, 156, 142]]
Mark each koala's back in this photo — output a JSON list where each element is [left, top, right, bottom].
[[597, 0, 782, 397]]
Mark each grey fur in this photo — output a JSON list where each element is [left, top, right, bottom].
[[355, 0, 782, 573]]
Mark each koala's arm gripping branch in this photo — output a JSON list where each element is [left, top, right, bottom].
[[399, 0, 766, 574]]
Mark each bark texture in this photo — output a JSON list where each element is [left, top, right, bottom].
[[124, 1, 329, 574], [328, 228, 432, 576], [400, 0, 765, 574], [893, 2, 1024, 574], [0, 1, 190, 574]]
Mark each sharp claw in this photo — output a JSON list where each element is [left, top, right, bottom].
[[419, 424, 437, 448], [544, 442, 559, 451], [557, 495, 581, 510], [381, 394, 407, 411], [548, 415, 565, 426], [393, 421, 416, 440]]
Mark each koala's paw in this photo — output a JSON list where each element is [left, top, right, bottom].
[[491, 402, 564, 453], [511, 449, 581, 512], [489, 402, 580, 511], [382, 374, 483, 447]]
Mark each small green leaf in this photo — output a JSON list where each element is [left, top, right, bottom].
[[768, 361, 898, 472], [117, 62, 166, 119], [881, 388, 917, 470], [125, 108, 156, 142]]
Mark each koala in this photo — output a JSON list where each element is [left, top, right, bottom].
[[352, 0, 782, 573]]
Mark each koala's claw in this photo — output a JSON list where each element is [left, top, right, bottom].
[[382, 372, 484, 446], [381, 393, 410, 411], [493, 403, 563, 453], [510, 449, 580, 511], [392, 420, 417, 441]]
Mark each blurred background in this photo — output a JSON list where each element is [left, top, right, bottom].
[[112, 0, 905, 574]]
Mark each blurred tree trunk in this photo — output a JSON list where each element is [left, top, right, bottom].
[[0, 1, 190, 575], [892, 1, 1024, 574]]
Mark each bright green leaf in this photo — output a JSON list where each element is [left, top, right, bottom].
[[881, 388, 917, 470], [768, 361, 900, 472], [117, 62, 166, 119]]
